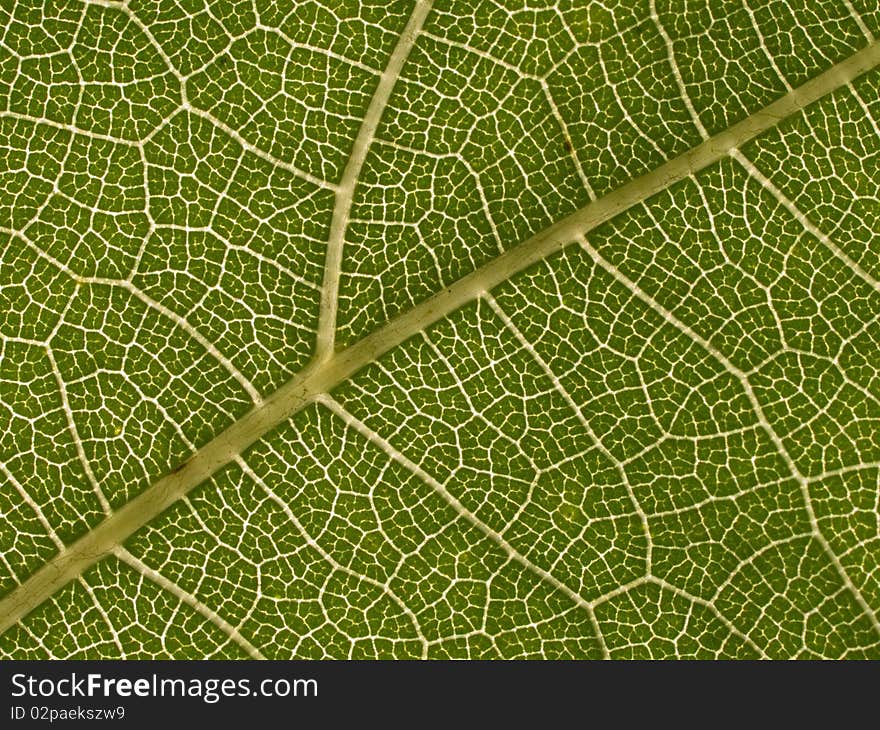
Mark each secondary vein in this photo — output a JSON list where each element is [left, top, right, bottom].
[[314, 0, 435, 360]]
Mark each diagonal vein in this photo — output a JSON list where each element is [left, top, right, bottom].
[[0, 39, 878, 638], [313, 394, 610, 657], [315, 0, 435, 360], [574, 234, 880, 638], [114, 546, 266, 659], [730, 148, 880, 294]]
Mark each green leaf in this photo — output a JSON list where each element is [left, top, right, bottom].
[[1, 0, 878, 659]]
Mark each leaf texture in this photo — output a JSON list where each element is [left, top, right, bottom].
[[0, 0, 879, 659]]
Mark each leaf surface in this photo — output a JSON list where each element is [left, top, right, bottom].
[[1, 0, 879, 658]]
